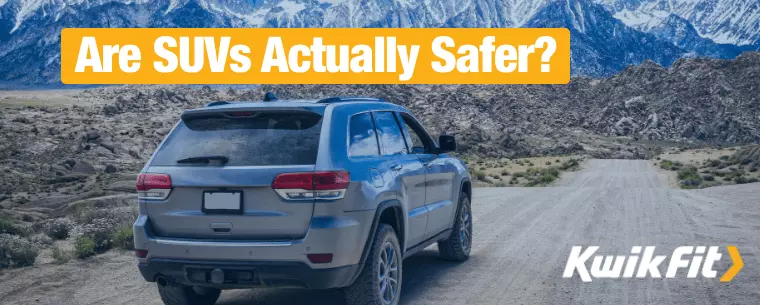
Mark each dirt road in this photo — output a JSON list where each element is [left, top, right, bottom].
[[1, 159, 759, 305]]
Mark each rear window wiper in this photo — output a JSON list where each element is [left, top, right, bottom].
[[176, 155, 229, 165]]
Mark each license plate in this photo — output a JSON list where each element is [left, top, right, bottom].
[[203, 191, 243, 214]]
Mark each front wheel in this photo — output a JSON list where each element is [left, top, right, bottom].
[[157, 284, 221, 305], [344, 224, 402, 305], [438, 192, 472, 261]]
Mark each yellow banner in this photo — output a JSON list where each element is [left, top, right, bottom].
[[61, 28, 570, 85]]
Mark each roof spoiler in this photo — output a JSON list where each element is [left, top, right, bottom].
[[316, 97, 384, 103]]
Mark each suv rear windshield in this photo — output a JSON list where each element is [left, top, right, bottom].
[[151, 111, 323, 166]]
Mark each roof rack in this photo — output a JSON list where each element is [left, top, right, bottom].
[[205, 101, 233, 107], [316, 97, 384, 104]]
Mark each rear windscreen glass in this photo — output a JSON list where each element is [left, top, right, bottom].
[[150, 112, 323, 166]]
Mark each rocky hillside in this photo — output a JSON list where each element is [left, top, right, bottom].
[[0, 53, 759, 214]]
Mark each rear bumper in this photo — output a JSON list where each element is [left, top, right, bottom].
[[138, 258, 359, 289], [132, 209, 374, 276]]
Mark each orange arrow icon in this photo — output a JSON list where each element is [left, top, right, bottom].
[[720, 246, 743, 282]]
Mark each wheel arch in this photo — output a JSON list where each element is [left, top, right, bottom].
[[348, 199, 405, 286], [461, 178, 472, 201]]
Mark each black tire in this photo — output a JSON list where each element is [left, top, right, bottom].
[[157, 284, 221, 305], [438, 192, 472, 261], [345, 224, 402, 305]]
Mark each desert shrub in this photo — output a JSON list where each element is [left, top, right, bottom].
[[543, 167, 560, 178], [473, 170, 486, 181], [493, 181, 507, 187], [677, 166, 700, 180], [677, 166, 702, 188], [45, 218, 74, 240], [556, 159, 561, 163], [719, 155, 730, 161], [74, 236, 96, 258], [479, 167, 486, 171], [545, 161, 552, 165], [749, 165, 758, 173], [659, 160, 673, 170], [702, 174, 715, 181], [0, 234, 39, 268], [112, 228, 134, 250], [0, 217, 23, 236], [734, 176, 749, 184], [500, 170, 509, 176], [52, 247, 71, 264], [513, 172, 526, 178], [539, 173, 557, 184], [560, 159, 580, 171], [740, 158, 753, 165], [680, 178, 702, 189], [705, 159, 723, 167], [81, 218, 118, 253], [491, 174, 501, 180], [748, 178, 759, 183]]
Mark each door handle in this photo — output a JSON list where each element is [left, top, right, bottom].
[[391, 164, 403, 171]]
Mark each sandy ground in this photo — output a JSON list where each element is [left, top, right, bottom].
[[1, 159, 759, 305], [0, 89, 102, 108], [656, 147, 737, 165]]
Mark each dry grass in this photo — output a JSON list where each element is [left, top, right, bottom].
[[654, 145, 760, 189], [465, 155, 584, 187]]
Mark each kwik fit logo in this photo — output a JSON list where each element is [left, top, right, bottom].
[[563, 246, 743, 282]]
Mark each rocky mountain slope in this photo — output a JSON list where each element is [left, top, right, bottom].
[[1, 53, 758, 213], [0, 0, 757, 84]]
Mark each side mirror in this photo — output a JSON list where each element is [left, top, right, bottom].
[[437, 135, 457, 153]]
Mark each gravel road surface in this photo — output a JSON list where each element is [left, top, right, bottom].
[[1, 159, 758, 305]]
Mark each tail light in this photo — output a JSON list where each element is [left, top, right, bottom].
[[137, 173, 172, 200], [273, 171, 349, 200], [135, 249, 148, 258]]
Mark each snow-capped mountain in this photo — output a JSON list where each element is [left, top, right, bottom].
[[0, 0, 756, 85], [597, 0, 760, 46], [524, 0, 684, 76]]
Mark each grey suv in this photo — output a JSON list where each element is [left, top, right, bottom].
[[134, 95, 472, 305]]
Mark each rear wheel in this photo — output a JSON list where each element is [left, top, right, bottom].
[[345, 224, 402, 305], [157, 284, 221, 305], [438, 192, 472, 261]]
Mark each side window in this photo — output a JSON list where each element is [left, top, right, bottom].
[[398, 115, 425, 154], [348, 113, 380, 157], [397, 113, 432, 154], [372, 111, 407, 155]]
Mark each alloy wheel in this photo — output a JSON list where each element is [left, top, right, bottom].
[[377, 241, 399, 304]]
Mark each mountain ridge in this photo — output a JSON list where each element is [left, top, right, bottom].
[[0, 0, 757, 85]]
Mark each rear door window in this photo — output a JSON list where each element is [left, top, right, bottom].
[[372, 111, 407, 155], [150, 111, 323, 166], [348, 112, 380, 157]]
